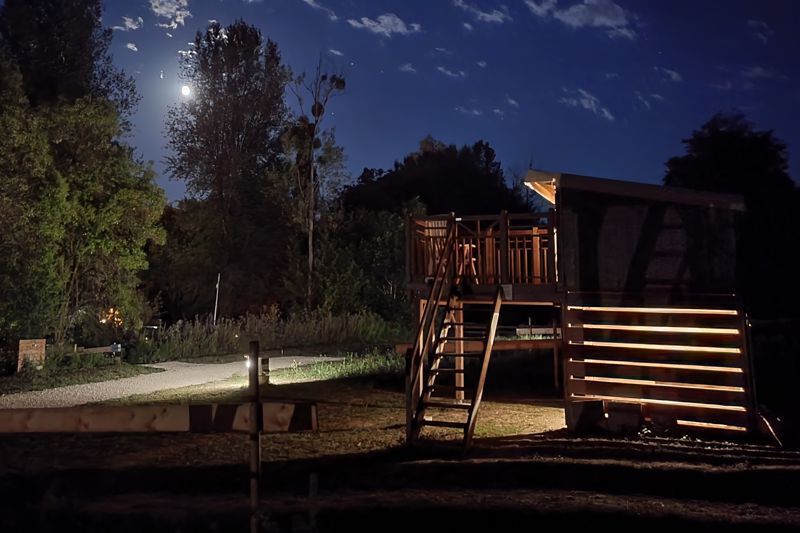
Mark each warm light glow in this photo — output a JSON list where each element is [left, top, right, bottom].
[[676, 419, 748, 432], [569, 339, 741, 354], [181, 85, 191, 97], [568, 305, 738, 316], [569, 393, 747, 412], [569, 323, 740, 334], [581, 375, 744, 392]]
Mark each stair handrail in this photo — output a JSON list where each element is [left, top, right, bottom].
[[406, 214, 457, 441]]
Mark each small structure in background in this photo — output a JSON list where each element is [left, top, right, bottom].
[[17, 339, 46, 373], [404, 169, 754, 449]]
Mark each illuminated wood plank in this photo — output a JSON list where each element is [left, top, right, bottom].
[[580, 375, 744, 392], [569, 340, 741, 354], [567, 305, 738, 316], [569, 323, 739, 335], [569, 393, 747, 412], [576, 358, 744, 373], [0, 402, 317, 434], [676, 419, 748, 432]]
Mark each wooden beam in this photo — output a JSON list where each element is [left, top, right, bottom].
[[0, 402, 318, 434]]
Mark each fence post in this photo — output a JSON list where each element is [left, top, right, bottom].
[[249, 340, 262, 533], [499, 210, 509, 284]]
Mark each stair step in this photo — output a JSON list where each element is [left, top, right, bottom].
[[424, 400, 472, 410], [425, 384, 469, 393], [430, 368, 466, 374], [420, 420, 468, 429]]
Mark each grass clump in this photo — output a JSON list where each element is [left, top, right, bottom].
[[275, 349, 404, 383]]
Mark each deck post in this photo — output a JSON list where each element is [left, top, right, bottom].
[[249, 340, 262, 533], [454, 300, 465, 401], [499, 210, 509, 284]]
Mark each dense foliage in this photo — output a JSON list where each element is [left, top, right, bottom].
[[664, 112, 800, 318]]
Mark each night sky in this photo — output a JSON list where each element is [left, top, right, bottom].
[[104, 0, 800, 201]]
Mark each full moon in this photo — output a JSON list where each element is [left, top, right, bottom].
[[181, 85, 191, 97]]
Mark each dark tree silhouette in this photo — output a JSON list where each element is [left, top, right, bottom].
[[664, 112, 800, 318], [343, 136, 528, 215]]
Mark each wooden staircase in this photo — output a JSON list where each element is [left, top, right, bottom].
[[406, 215, 504, 449]]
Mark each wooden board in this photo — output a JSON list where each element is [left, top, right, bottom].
[[17, 339, 46, 372], [0, 402, 317, 434]]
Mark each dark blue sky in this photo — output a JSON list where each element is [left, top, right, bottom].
[[104, 0, 800, 201]]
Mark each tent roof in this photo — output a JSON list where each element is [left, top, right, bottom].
[[524, 169, 746, 211]]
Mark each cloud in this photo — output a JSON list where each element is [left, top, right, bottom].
[[455, 105, 483, 116], [453, 0, 512, 24], [301, 0, 338, 22], [527, 0, 637, 41], [525, 0, 556, 17], [650, 93, 665, 101], [477, 60, 487, 68], [113, 16, 144, 31], [493, 108, 505, 119], [634, 91, 650, 110], [437, 66, 467, 79], [399, 63, 417, 74], [126, 42, 139, 52], [506, 95, 519, 107], [558, 88, 614, 121], [654, 66, 682, 82], [741, 66, 787, 80], [463, 22, 474, 31], [604, 72, 619, 80], [328, 48, 344, 56], [348, 13, 421, 38], [747, 19, 773, 44], [150, 0, 192, 30], [435, 47, 454, 54]]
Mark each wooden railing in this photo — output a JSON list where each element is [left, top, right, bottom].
[[407, 210, 556, 287]]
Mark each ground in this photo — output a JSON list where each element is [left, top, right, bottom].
[[1, 360, 799, 532]]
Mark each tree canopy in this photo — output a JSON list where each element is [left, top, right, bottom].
[[664, 112, 800, 318]]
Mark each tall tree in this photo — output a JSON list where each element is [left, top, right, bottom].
[[0, 0, 138, 127], [164, 21, 291, 316], [664, 112, 800, 318], [284, 60, 346, 308]]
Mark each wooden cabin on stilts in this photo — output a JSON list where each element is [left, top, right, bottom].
[[403, 169, 756, 449]]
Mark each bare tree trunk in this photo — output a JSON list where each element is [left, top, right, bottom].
[[306, 162, 315, 310]]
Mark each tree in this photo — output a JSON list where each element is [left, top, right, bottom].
[[0, 0, 139, 128], [284, 59, 346, 308], [0, 51, 67, 347], [343, 137, 529, 215], [664, 112, 800, 318], [164, 21, 292, 317]]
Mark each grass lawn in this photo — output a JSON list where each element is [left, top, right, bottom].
[[0, 362, 162, 396]]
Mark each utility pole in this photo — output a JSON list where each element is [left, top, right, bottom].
[[213, 272, 220, 325]]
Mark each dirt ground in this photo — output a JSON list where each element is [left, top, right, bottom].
[[1, 374, 799, 532]]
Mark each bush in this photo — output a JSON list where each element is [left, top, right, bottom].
[[126, 307, 407, 363]]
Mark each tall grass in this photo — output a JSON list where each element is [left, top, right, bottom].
[[131, 307, 406, 363]]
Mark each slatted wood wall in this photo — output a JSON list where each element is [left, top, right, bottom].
[[563, 293, 754, 434]]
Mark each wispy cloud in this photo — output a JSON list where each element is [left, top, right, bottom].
[[455, 105, 483, 116], [506, 95, 519, 107], [301, 0, 338, 22], [747, 19, 773, 45], [558, 88, 614, 121], [463, 22, 474, 31], [527, 0, 637, 41], [126, 42, 139, 52], [741, 66, 787, 80], [435, 47, 454, 54], [493, 108, 506, 119], [328, 48, 344, 56], [437, 66, 467, 79], [453, 0, 512, 24], [634, 91, 650, 110], [477, 60, 487, 68], [348, 13, 421, 38], [399, 63, 417, 74], [113, 16, 144, 31], [604, 72, 619, 80], [149, 0, 191, 30], [654, 66, 682, 82]]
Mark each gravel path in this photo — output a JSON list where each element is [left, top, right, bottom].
[[0, 356, 343, 409]]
